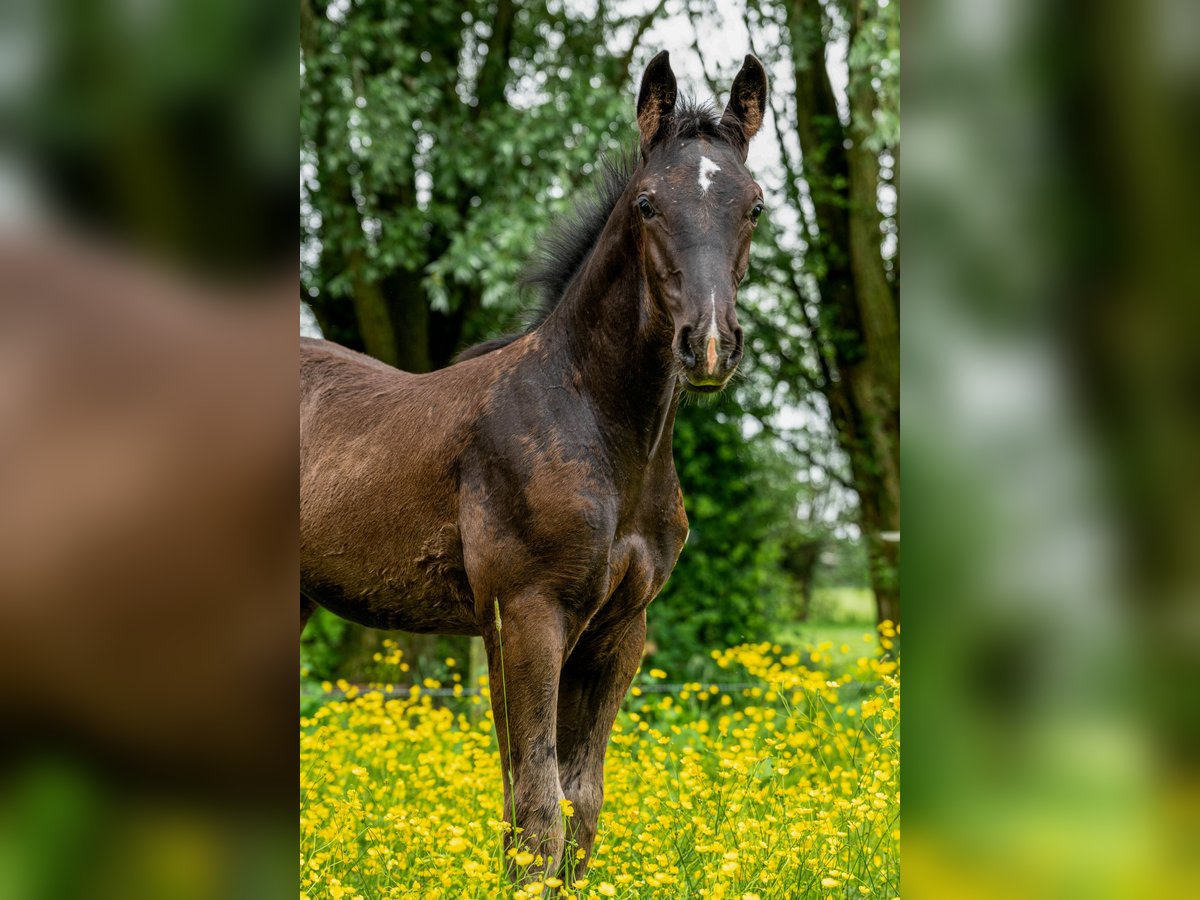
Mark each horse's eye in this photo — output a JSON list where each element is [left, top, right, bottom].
[[750, 202, 764, 222], [637, 196, 655, 220]]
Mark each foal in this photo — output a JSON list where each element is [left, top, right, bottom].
[[300, 51, 769, 876]]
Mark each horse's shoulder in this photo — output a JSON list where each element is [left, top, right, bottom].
[[605, 489, 689, 612], [619, 465, 688, 570]]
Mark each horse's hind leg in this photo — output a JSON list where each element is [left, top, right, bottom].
[[555, 611, 646, 875], [300, 595, 318, 635], [483, 593, 569, 879]]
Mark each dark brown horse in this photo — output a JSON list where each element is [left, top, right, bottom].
[[300, 51, 768, 876]]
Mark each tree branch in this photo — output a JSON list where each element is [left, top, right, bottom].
[[684, 0, 723, 98], [300, 0, 318, 64], [619, 0, 670, 82], [751, 417, 857, 495], [745, 19, 836, 396], [475, 0, 517, 113]]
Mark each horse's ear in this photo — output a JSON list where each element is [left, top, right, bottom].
[[721, 55, 769, 159], [636, 50, 677, 152]]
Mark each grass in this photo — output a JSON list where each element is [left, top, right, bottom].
[[300, 618, 899, 899], [776, 587, 879, 667]]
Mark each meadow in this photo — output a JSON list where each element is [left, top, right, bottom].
[[300, 601, 898, 900]]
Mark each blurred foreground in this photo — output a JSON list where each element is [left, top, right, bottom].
[[0, 2, 296, 899]]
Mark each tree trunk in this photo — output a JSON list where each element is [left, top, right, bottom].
[[388, 272, 433, 373], [348, 249, 400, 366], [784, 0, 901, 624]]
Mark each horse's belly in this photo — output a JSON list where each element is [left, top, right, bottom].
[[300, 522, 478, 635], [302, 573, 478, 636]]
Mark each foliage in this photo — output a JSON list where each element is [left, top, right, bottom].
[[814, 540, 872, 592], [845, 0, 900, 152], [805, 586, 876, 625], [740, 0, 902, 621], [647, 405, 798, 675], [302, 614, 477, 692], [300, 628, 900, 898], [301, 0, 641, 365], [301, 607, 352, 684]]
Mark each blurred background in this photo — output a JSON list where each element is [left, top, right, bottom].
[[1, 1, 296, 899], [298, 0, 899, 689], [904, 0, 1200, 897]]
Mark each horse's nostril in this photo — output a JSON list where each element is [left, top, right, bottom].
[[677, 327, 696, 367], [727, 327, 745, 366]]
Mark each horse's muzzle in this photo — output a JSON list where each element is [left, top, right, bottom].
[[675, 324, 744, 391]]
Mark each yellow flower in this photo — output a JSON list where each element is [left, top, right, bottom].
[[559, 798, 575, 818], [648, 668, 667, 679], [300, 635, 898, 898]]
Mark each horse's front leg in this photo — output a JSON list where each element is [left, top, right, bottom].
[[483, 594, 568, 878], [555, 611, 646, 875]]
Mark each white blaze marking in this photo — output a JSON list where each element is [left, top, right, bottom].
[[698, 156, 721, 193], [705, 290, 719, 373]]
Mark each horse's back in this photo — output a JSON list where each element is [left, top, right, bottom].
[[300, 336, 408, 404], [298, 337, 497, 633]]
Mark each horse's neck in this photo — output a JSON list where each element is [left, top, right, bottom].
[[542, 203, 680, 467]]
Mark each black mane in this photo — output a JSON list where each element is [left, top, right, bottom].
[[667, 98, 728, 143], [520, 150, 636, 332], [454, 99, 726, 364]]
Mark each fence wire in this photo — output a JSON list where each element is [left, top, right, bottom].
[[303, 680, 879, 701], [305, 682, 760, 700]]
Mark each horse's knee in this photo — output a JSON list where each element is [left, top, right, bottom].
[[565, 777, 603, 826], [511, 775, 567, 850]]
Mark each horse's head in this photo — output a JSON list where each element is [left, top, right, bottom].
[[633, 51, 769, 394]]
